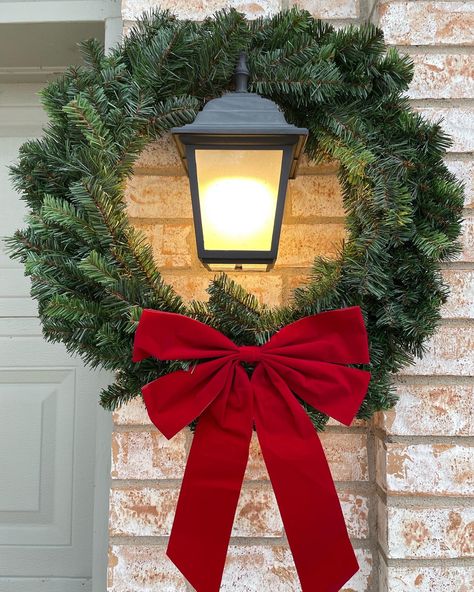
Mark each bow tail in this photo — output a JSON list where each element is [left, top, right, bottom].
[[167, 364, 253, 592], [253, 366, 359, 592]]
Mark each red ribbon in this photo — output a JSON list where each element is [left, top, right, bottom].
[[133, 306, 371, 592]]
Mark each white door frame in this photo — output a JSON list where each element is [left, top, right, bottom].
[[0, 12, 122, 590], [92, 16, 123, 592]]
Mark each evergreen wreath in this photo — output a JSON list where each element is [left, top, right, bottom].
[[7, 8, 464, 430]]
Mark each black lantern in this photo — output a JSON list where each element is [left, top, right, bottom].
[[172, 54, 308, 271]]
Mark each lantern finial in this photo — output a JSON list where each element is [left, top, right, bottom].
[[235, 52, 249, 93]]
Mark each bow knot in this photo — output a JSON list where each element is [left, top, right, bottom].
[[133, 306, 371, 592], [237, 345, 262, 364]]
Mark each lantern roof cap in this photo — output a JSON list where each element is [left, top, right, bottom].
[[171, 91, 308, 137], [171, 54, 308, 179]]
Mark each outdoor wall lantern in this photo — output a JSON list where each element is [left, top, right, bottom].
[[172, 54, 308, 271]]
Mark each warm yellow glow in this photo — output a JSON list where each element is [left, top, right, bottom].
[[195, 149, 283, 251], [202, 177, 274, 242]]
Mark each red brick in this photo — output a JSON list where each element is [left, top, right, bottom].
[[399, 325, 473, 376], [241, 432, 369, 482], [108, 545, 187, 591], [377, 383, 474, 436], [408, 54, 474, 100], [125, 176, 192, 219], [377, 441, 474, 496], [112, 429, 370, 484], [320, 432, 369, 481], [133, 135, 182, 174], [109, 542, 372, 591], [379, 503, 474, 558], [327, 416, 368, 428], [297, 157, 339, 176], [289, 175, 345, 219], [379, 560, 474, 592], [441, 270, 474, 318], [223, 545, 299, 591], [446, 159, 474, 208], [244, 433, 269, 480], [109, 487, 179, 537], [136, 222, 193, 268], [161, 270, 283, 307], [122, 0, 280, 21], [343, 548, 373, 592], [110, 464, 368, 541], [109, 484, 283, 538], [222, 546, 373, 592], [458, 217, 474, 263], [111, 430, 187, 480], [416, 106, 474, 153], [283, 271, 312, 302], [233, 273, 283, 307], [379, 1, 474, 46], [338, 490, 370, 539], [277, 223, 346, 267], [160, 273, 212, 304], [113, 398, 151, 426], [291, 0, 360, 19]]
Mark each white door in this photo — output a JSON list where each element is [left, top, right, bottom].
[[0, 84, 112, 592]]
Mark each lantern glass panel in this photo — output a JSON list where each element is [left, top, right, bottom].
[[194, 149, 283, 252]]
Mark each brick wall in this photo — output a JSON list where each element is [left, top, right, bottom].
[[374, 2, 474, 590], [107, 1, 473, 590]]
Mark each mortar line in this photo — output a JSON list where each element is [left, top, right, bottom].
[[366, 417, 381, 591], [112, 423, 371, 433], [373, 427, 474, 445], [108, 534, 371, 547], [393, 374, 474, 386], [110, 478, 376, 489], [134, 151, 473, 174], [379, 497, 474, 510], [409, 98, 474, 108]]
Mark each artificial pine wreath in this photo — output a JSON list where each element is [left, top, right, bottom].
[[7, 8, 463, 430]]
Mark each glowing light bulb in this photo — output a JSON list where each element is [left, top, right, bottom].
[[202, 177, 274, 244], [195, 149, 283, 252]]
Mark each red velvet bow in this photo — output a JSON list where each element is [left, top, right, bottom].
[[133, 306, 371, 592]]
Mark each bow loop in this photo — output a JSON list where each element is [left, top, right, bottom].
[[264, 306, 370, 365], [260, 306, 371, 425], [133, 309, 238, 363]]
